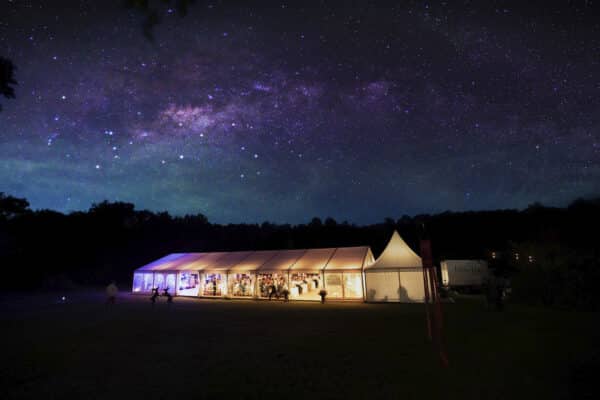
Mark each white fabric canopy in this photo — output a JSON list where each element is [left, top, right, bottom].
[[364, 230, 422, 270], [364, 231, 425, 302]]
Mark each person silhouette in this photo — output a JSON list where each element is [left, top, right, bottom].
[[150, 287, 159, 304], [163, 287, 173, 303], [106, 281, 118, 305]]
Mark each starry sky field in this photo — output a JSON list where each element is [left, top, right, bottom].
[[1, 1, 599, 223]]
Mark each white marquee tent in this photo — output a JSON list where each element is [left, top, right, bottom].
[[132, 246, 375, 301], [364, 231, 425, 302], [132, 231, 427, 302]]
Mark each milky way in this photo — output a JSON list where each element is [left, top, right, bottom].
[[1, 1, 599, 223]]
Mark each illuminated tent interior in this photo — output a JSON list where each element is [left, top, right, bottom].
[[363, 231, 426, 302], [132, 231, 425, 302], [133, 246, 376, 301]]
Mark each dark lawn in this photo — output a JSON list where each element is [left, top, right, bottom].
[[2, 292, 598, 399]]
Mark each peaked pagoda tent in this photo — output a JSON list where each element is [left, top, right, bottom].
[[364, 231, 425, 302]]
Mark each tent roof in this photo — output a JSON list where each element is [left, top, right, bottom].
[[364, 231, 422, 270], [325, 246, 372, 271], [229, 250, 280, 272], [206, 251, 254, 271], [290, 248, 336, 271], [136, 253, 202, 271], [135, 246, 373, 273], [256, 249, 306, 271]]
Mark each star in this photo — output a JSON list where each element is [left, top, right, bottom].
[[1, 1, 597, 224]]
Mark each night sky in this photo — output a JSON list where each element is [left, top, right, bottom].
[[1, 1, 599, 223]]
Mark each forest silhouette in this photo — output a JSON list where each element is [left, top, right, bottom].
[[1, 192, 598, 310]]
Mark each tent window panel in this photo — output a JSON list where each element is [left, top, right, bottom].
[[202, 273, 226, 296], [154, 273, 166, 291], [365, 271, 400, 301], [177, 272, 200, 296], [256, 273, 288, 298], [342, 272, 362, 298], [290, 272, 322, 300], [399, 271, 425, 302], [132, 273, 147, 293], [325, 273, 343, 298], [229, 273, 255, 297], [165, 273, 176, 295], [142, 273, 154, 292]]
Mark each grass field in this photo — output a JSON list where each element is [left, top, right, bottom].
[[2, 292, 599, 399]]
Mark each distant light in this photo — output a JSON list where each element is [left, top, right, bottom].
[[61, 95, 66, 100], [179, 154, 184, 160], [253, 153, 258, 158], [112, 146, 117, 151], [95, 164, 100, 169]]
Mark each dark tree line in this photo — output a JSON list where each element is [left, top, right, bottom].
[[1, 192, 599, 310], [0, 57, 17, 112]]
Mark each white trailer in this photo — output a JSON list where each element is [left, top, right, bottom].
[[440, 260, 488, 288]]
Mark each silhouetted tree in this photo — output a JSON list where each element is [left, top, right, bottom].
[[309, 217, 322, 227], [1, 191, 599, 310], [124, 0, 197, 40], [0, 57, 17, 111], [0, 193, 29, 219]]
